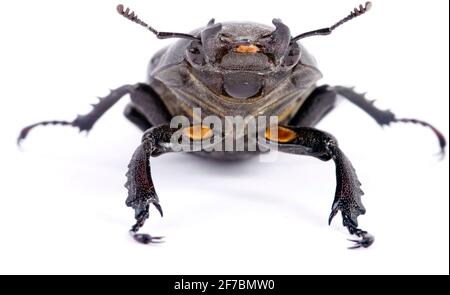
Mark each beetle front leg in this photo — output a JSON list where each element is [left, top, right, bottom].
[[125, 125, 175, 244], [126, 123, 221, 244], [325, 142, 374, 249], [261, 126, 374, 249]]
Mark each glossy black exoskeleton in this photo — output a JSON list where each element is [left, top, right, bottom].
[[18, 2, 446, 249]]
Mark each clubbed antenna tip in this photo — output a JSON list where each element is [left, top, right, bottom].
[[292, 2, 372, 42], [116, 4, 201, 41], [116, 4, 150, 29]]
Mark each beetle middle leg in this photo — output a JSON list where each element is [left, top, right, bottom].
[[18, 83, 172, 144], [289, 85, 338, 127], [295, 85, 446, 155], [336, 85, 447, 155], [261, 126, 374, 249], [124, 104, 153, 132], [123, 83, 173, 132]]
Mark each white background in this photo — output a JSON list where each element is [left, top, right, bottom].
[[0, 0, 448, 274]]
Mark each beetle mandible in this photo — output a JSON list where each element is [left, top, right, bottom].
[[18, 2, 446, 249]]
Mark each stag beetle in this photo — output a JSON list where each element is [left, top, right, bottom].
[[18, 2, 446, 249]]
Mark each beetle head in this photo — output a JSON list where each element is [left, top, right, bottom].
[[185, 20, 301, 99], [186, 20, 299, 71]]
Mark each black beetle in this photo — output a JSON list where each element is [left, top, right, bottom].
[[18, 2, 446, 249]]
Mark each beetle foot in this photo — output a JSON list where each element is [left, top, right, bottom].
[[347, 234, 374, 249], [346, 227, 374, 249], [128, 208, 164, 244], [130, 231, 165, 244]]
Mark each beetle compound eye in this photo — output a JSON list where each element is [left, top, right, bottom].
[[282, 45, 301, 67], [186, 45, 206, 66], [219, 33, 233, 43], [189, 47, 200, 54]]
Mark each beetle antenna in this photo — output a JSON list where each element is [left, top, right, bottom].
[[291, 2, 372, 42], [116, 4, 201, 41]]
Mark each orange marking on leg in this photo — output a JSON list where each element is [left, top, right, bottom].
[[265, 126, 297, 143], [183, 125, 213, 141]]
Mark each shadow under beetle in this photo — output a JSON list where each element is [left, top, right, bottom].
[[18, 2, 446, 249]]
